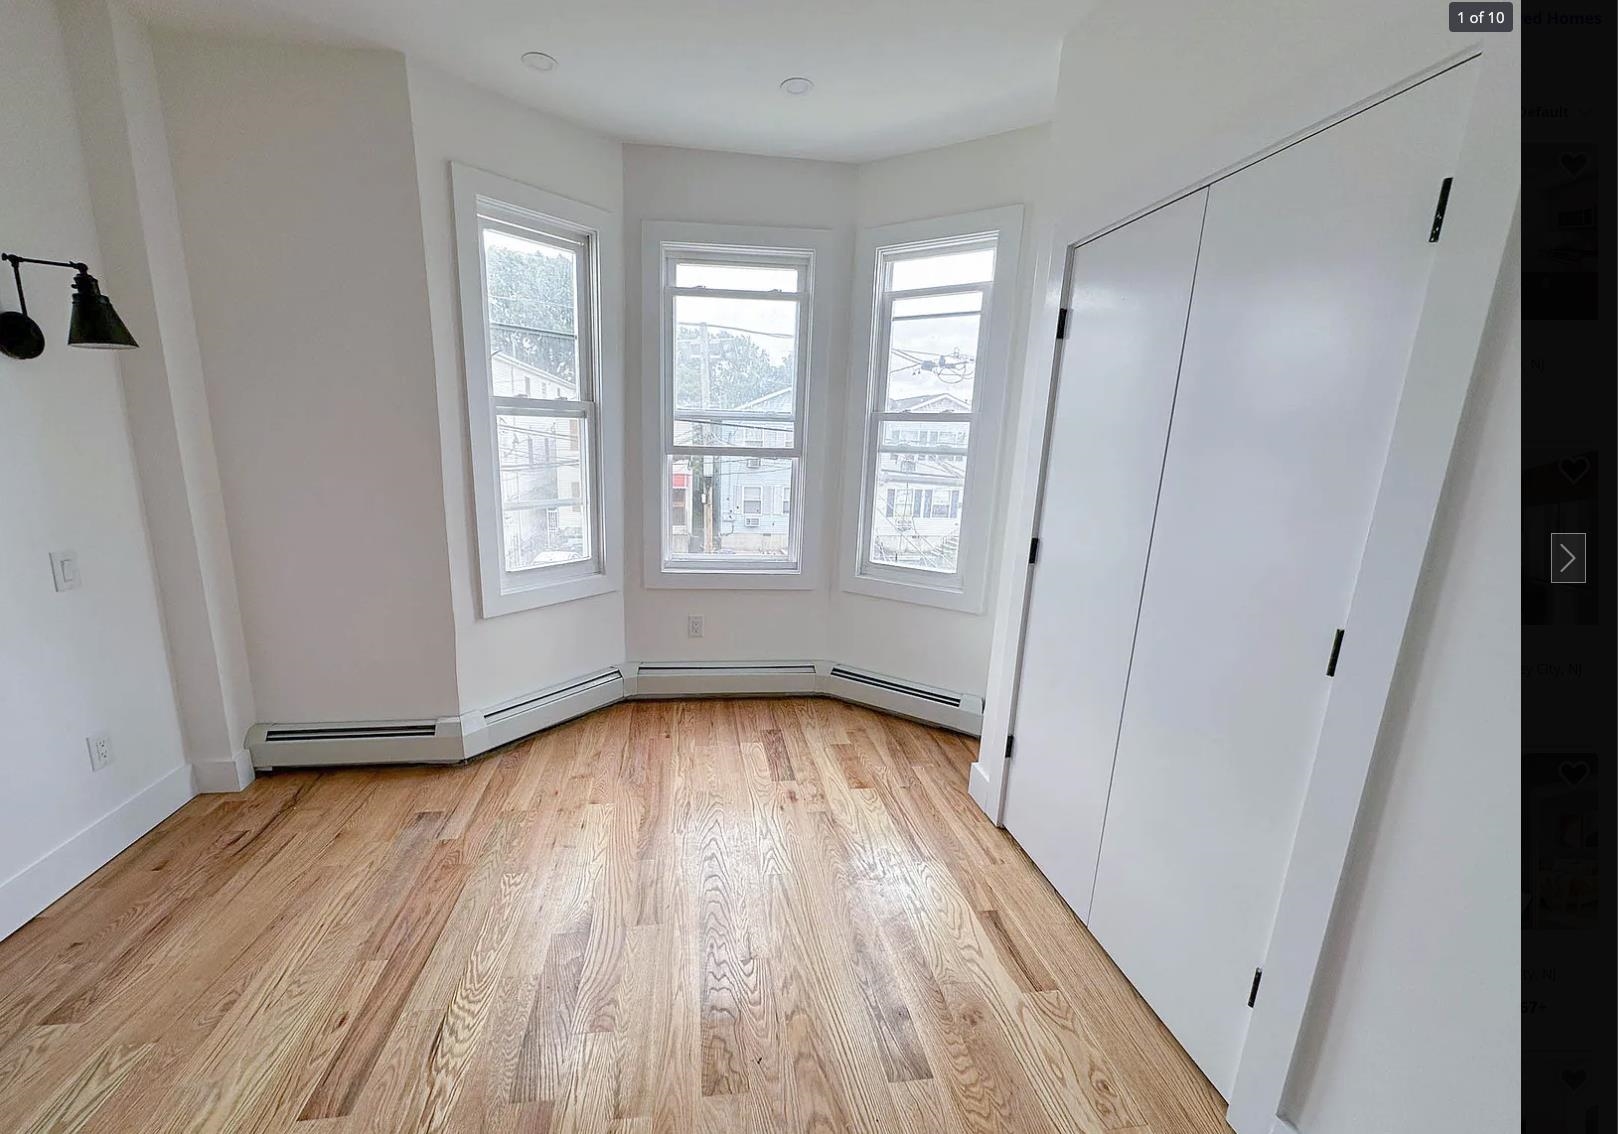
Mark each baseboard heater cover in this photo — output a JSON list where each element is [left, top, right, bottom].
[[626, 661, 820, 699], [821, 664, 983, 735], [469, 668, 625, 754], [247, 660, 980, 770], [247, 717, 465, 768]]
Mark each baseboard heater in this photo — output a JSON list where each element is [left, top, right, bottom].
[[626, 661, 820, 699], [246, 660, 978, 770], [248, 667, 625, 770], [821, 664, 983, 735]]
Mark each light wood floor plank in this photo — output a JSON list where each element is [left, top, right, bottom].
[[0, 699, 1230, 1133]]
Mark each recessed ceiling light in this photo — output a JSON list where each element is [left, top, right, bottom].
[[521, 51, 559, 73], [779, 76, 814, 96]]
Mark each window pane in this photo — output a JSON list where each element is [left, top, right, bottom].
[[484, 226, 581, 396], [890, 246, 995, 291], [666, 455, 796, 564], [497, 414, 589, 572], [884, 307, 980, 411], [869, 425, 968, 574], [673, 295, 798, 420], [675, 261, 801, 292], [878, 419, 970, 454]]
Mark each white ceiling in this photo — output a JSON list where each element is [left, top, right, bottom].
[[126, 0, 1089, 162]]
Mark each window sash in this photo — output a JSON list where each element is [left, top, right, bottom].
[[478, 207, 602, 582], [659, 246, 811, 460], [857, 239, 996, 587]]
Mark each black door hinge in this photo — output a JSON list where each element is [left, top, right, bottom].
[[1029, 536, 1041, 564], [1326, 628, 1345, 677], [1428, 176, 1453, 242], [1247, 967, 1263, 1008], [1004, 734, 1015, 761], [1055, 307, 1070, 340]]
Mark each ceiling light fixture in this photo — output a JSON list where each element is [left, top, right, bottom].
[[521, 51, 559, 73], [779, 76, 814, 96]]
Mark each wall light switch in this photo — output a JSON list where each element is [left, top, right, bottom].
[[87, 732, 113, 771], [687, 615, 705, 639], [50, 550, 81, 592]]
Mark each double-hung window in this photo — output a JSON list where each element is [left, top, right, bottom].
[[844, 207, 1023, 612], [650, 234, 815, 579], [454, 164, 622, 616]]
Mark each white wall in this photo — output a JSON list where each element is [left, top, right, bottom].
[[834, 127, 1047, 694], [0, 0, 190, 935], [1283, 239, 1519, 1134], [622, 145, 856, 666], [152, 32, 460, 723], [58, 0, 256, 790], [407, 63, 629, 714]]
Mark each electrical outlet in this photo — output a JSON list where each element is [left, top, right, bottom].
[[50, 550, 81, 592], [686, 615, 704, 639], [86, 732, 113, 772]]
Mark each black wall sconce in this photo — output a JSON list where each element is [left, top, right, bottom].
[[0, 252, 138, 361]]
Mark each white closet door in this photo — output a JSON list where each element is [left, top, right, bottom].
[[1085, 61, 1479, 1095], [1001, 191, 1208, 921]]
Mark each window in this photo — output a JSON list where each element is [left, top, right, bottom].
[[842, 207, 1023, 612], [454, 164, 623, 616], [644, 222, 830, 587]]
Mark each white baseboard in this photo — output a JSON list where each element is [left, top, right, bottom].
[[245, 660, 983, 770], [0, 763, 195, 941], [191, 749, 255, 793], [967, 761, 999, 819]]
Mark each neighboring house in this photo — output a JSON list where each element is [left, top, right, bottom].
[[491, 351, 586, 568], [870, 391, 970, 572], [672, 386, 795, 558]]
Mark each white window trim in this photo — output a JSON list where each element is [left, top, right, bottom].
[[452, 163, 624, 617], [840, 205, 1024, 613], [641, 220, 837, 591]]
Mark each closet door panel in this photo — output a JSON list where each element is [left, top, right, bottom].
[[1002, 190, 1208, 921], [1085, 61, 1479, 1095]]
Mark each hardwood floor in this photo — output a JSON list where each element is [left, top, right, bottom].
[[0, 698, 1229, 1133]]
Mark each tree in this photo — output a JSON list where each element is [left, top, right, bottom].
[[484, 239, 579, 385], [673, 324, 790, 410]]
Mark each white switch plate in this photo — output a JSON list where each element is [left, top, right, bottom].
[[87, 732, 113, 772], [686, 615, 704, 639], [50, 550, 81, 592]]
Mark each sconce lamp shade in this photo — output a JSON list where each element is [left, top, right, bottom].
[[67, 271, 138, 350]]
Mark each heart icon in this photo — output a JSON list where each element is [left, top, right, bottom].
[[1559, 760, 1590, 786], [1562, 1067, 1588, 1090], [1560, 152, 1589, 177], [1559, 456, 1592, 485]]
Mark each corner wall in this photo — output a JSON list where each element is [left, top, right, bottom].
[[151, 31, 460, 723], [406, 62, 628, 714], [0, 0, 191, 937], [58, 0, 256, 791]]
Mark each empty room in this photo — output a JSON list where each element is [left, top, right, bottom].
[[1, 0, 1532, 1131]]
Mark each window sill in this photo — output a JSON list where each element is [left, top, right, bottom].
[[841, 569, 984, 613], [644, 565, 816, 591], [479, 569, 617, 618]]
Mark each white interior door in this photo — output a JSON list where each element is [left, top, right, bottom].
[[1001, 191, 1208, 921], [1084, 61, 1480, 1096]]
